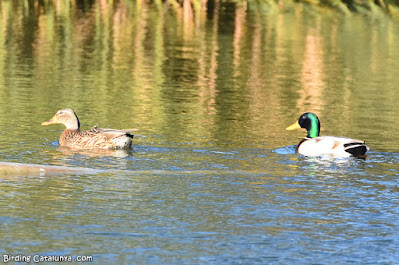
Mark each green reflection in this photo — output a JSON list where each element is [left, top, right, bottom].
[[0, 0, 399, 153]]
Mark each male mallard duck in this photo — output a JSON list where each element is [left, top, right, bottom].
[[41, 108, 135, 149], [286, 112, 369, 157]]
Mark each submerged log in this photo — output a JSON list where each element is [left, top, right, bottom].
[[0, 162, 102, 176]]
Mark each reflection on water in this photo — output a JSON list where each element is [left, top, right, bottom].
[[1, 1, 399, 264], [1, 1, 398, 151]]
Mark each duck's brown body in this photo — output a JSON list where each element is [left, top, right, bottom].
[[42, 109, 134, 150], [59, 127, 133, 149]]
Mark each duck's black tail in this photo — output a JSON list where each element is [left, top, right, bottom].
[[344, 142, 369, 157]]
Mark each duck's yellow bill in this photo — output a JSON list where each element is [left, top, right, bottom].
[[41, 119, 56, 126], [286, 121, 301, 130]]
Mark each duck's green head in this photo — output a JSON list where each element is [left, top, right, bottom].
[[286, 112, 320, 138]]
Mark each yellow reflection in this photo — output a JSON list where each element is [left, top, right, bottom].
[[298, 29, 325, 113], [0, 1, 398, 150]]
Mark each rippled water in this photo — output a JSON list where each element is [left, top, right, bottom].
[[1, 1, 399, 264]]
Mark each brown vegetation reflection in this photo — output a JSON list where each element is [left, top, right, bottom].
[[0, 1, 399, 149]]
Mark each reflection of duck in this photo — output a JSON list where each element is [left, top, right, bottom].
[[286, 112, 369, 157], [42, 108, 136, 149], [58, 146, 132, 158]]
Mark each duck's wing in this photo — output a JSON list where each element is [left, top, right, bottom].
[[89, 126, 136, 140]]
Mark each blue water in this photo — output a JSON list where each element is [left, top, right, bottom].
[[2, 141, 399, 264]]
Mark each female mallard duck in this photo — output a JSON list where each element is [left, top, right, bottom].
[[286, 112, 369, 157], [41, 108, 135, 149]]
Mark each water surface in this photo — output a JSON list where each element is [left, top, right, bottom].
[[1, 1, 399, 264]]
